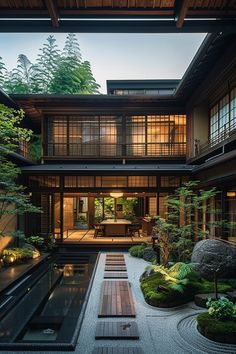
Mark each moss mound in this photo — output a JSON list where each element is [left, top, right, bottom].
[[140, 270, 233, 308], [129, 244, 146, 258], [197, 312, 236, 344]]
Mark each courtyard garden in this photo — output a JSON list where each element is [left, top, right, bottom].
[[129, 180, 236, 344]]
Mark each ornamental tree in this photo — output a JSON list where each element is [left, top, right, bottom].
[[0, 104, 41, 236]]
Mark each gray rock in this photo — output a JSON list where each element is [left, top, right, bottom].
[[143, 247, 156, 262], [139, 267, 155, 282], [191, 239, 236, 279]]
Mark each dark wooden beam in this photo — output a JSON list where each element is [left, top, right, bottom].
[[0, 18, 235, 33], [44, 0, 59, 27], [175, 0, 190, 28]]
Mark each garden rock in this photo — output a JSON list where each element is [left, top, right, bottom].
[[143, 247, 156, 262], [139, 267, 155, 282], [191, 239, 236, 279], [24, 243, 40, 258]]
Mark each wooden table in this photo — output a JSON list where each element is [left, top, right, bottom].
[[101, 219, 131, 236]]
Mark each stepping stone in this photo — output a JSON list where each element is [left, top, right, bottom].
[[104, 272, 128, 279], [95, 321, 139, 339], [105, 261, 126, 266], [106, 256, 124, 260], [105, 258, 125, 261], [106, 254, 124, 257], [98, 281, 135, 317], [105, 266, 127, 272], [92, 347, 144, 354]]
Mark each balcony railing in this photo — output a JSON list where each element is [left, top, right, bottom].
[[194, 124, 236, 157], [44, 142, 186, 158]]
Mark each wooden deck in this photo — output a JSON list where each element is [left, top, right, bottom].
[[98, 281, 136, 318], [62, 229, 151, 245], [95, 321, 139, 339]]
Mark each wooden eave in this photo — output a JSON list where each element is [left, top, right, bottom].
[[0, 0, 236, 32]]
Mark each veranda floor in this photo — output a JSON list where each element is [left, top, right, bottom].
[[62, 229, 151, 244]]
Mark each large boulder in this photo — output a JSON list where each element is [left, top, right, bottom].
[[191, 239, 236, 279], [143, 247, 156, 262]]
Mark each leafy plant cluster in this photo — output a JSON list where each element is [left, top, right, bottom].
[[26, 234, 56, 252], [152, 181, 231, 265], [0, 104, 41, 236], [129, 244, 147, 258], [2, 247, 33, 264], [140, 262, 233, 307], [206, 297, 236, 320], [0, 33, 100, 94]]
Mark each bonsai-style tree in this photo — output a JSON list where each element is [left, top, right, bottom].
[[0, 104, 41, 237], [153, 181, 229, 265]]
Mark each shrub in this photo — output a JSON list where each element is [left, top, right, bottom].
[[129, 244, 146, 258], [2, 247, 33, 264], [140, 262, 234, 307], [206, 297, 236, 320], [26, 235, 44, 248], [197, 312, 236, 343]]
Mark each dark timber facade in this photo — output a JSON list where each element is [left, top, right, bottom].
[[0, 30, 236, 244]]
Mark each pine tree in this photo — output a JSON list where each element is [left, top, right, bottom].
[[63, 33, 81, 62], [36, 35, 60, 92], [0, 56, 7, 87], [9, 54, 38, 93]]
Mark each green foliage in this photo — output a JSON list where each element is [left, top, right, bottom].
[[28, 135, 41, 161], [2, 247, 33, 264], [26, 235, 44, 248], [197, 312, 236, 336], [122, 197, 138, 221], [0, 56, 7, 86], [1, 34, 100, 94], [0, 105, 41, 235], [152, 216, 177, 266], [206, 297, 236, 320], [140, 262, 234, 307], [129, 244, 146, 258], [26, 234, 56, 252]]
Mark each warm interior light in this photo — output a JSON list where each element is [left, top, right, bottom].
[[110, 192, 124, 199], [227, 191, 236, 197]]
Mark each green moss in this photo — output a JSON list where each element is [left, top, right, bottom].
[[129, 244, 146, 258], [189, 279, 232, 294], [140, 273, 192, 306], [197, 312, 236, 335], [140, 270, 234, 308]]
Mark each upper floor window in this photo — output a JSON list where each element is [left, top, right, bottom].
[[46, 114, 186, 158], [210, 88, 236, 145]]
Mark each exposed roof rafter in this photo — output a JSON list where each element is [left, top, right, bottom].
[[175, 0, 190, 28], [44, 0, 59, 27]]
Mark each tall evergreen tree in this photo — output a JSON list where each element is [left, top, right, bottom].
[[8, 54, 38, 93], [0, 56, 7, 87], [63, 33, 82, 62], [36, 35, 60, 92], [78, 61, 100, 94]]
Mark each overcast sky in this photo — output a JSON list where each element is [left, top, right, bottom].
[[0, 33, 206, 93]]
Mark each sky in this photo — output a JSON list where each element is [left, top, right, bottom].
[[0, 33, 206, 93]]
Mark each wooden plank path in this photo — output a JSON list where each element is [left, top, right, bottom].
[[104, 272, 128, 279], [105, 261, 126, 266], [92, 347, 144, 354], [98, 281, 136, 317], [105, 266, 127, 272], [95, 321, 139, 339]]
